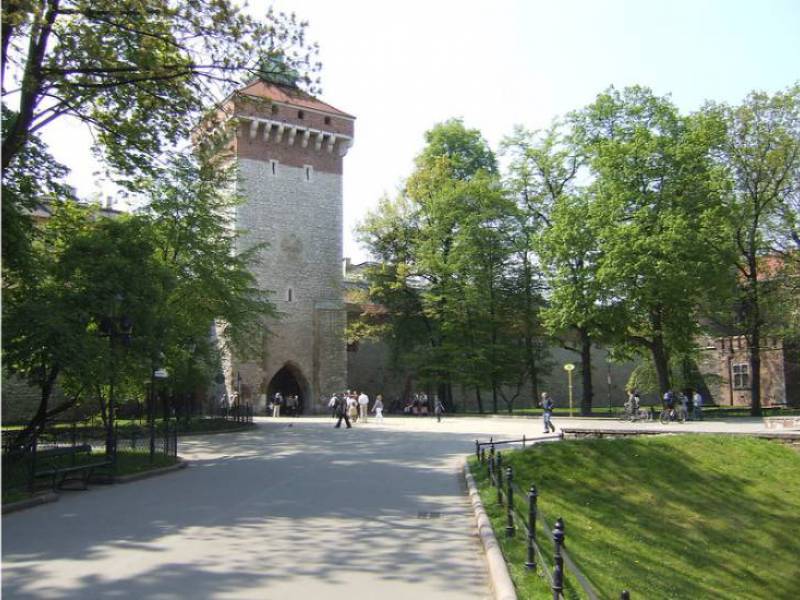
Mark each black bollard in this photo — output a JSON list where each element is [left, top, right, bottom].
[[525, 485, 538, 570], [621, 591, 631, 600], [552, 517, 565, 599], [496, 452, 504, 505], [505, 466, 515, 537], [475, 440, 480, 461], [522, 433, 526, 448]]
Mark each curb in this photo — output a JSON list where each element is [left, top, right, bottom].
[[114, 457, 188, 484], [463, 459, 517, 600], [2, 491, 60, 515]]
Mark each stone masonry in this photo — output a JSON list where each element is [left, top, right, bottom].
[[224, 76, 355, 414]]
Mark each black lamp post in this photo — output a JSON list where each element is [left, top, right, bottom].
[[150, 361, 168, 464], [98, 297, 133, 466]]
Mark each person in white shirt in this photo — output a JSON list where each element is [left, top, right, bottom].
[[358, 391, 370, 423], [373, 394, 384, 422], [328, 393, 338, 418]]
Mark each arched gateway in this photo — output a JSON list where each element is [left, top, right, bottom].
[[267, 363, 310, 415]]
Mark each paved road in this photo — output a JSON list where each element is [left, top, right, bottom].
[[2, 415, 776, 599]]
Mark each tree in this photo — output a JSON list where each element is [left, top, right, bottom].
[[1, 0, 321, 273], [357, 120, 513, 411], [712, 85, 800, 415], [2, 203, 170, 452], [572, 86, 731, 395], [2, 0, 320, 174], [141, 145, 278, 403]]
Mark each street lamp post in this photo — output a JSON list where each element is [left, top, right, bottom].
[[150, 365, 168, 463], [564, 363, 575, 417], [236, 371, 242, 423], [99, 297, 133, 467]]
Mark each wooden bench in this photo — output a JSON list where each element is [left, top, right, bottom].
[[33, 444, 113, 491]]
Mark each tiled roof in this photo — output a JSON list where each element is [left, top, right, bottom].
[[238, 79, 355, 119]]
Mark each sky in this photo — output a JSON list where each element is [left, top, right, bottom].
[[41, 0, 800, 262]]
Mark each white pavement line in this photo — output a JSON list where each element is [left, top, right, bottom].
[[464, 459, 517, 600]]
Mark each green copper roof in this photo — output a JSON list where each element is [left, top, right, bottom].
[[257, 55, 300, 88]]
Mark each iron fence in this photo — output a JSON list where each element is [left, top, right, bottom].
[[2, 420, 178, 499], [476, 438, 631, 600]]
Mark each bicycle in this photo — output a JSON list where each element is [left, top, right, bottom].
[[619, 404, 652, 422], [659, 406, 686, 424]]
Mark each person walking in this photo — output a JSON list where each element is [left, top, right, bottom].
[[272, 392, 283, 418], [541, 392, 556, 433], [347, 392, 358, 423], [358, 390, 370, 423], [334, 394, 351, 429], [328, 393, 338, 418], [692, 389, 704, 420], [373, 394, 384, 422], [434, 397, 445, 423]]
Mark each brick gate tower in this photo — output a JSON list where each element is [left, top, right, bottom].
[[221, 69, 354, 414]]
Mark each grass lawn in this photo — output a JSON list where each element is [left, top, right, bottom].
[[470, 435, 800, 599], [2, 450, 179, 505]]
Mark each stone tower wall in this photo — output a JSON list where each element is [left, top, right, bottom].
[[228, 85, 354, 414]]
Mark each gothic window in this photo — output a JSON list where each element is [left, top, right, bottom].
[[732, 363, 749, 389], [324, 116, 331, 125], [297, 110, 305, 119]]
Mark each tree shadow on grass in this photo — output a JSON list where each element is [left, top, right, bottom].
[[501, 435, 800, 599]]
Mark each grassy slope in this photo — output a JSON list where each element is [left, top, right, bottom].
[[472, 435, 800, 599]]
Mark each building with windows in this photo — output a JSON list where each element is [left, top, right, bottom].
[[697, 336, 799, 406]]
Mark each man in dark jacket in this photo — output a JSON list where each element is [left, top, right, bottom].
[[334, 394, 351, 429]]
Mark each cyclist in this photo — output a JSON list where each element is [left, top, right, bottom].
[[663, 390, 676, 420]]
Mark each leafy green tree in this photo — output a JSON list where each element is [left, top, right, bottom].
[[2, 203, 170, 452], [357, 120, 513, 411], [572, 86, 731, 395], [141, 146, 277, 406], [711, 85, 800, 414], [1, 0, 319, 174]]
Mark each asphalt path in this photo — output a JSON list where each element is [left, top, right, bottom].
[[2, 414, 774, 599]]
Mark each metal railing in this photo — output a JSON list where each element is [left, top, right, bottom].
[[476, 438, 631, 600], [2, 421, 179, 498]]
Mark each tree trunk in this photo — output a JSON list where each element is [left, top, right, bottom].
[[474, 385, 484, 414], [10, 365, 60, 452], [579, 327, 593, 416], [651, 335, 671, 396]]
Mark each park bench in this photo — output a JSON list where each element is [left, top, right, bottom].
[[33, 444, 113, 491]]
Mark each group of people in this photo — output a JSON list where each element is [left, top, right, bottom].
[[268, 392, 301, 418], [328, 390, 384, 428], [662, 389, 704, 420]]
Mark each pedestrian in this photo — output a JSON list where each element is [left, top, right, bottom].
[[434, 397, 445, 422], [679, 391, 689, 420], [328, 393, 338, 418], [373, 394, 384, 422], [272, 392, 282, 418], [358, 390, 370, 423], [541, 392, 556, 433], [692, 389, 704, 420], [334, 394, 351, 429], [347, 392, 358, 423]]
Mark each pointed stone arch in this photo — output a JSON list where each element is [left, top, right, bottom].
[[266, 362, 310, 414]]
